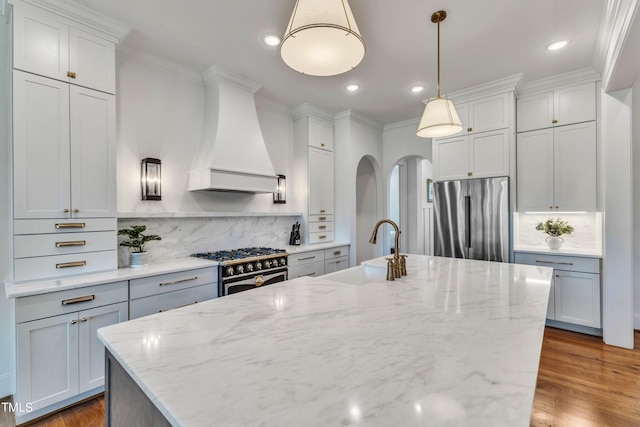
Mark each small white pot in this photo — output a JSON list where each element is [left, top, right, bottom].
[[545, 236, 564, 250], [129, 251, 149, 268]]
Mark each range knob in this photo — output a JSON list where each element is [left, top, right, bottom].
[[246, 263, 254, 273], [226, 266, 234, 276], [263, 260, 272, 269], [236, 264, 245, 275], [279, 257, 286, 266], [272, 259, 279, 267], [255, 261, 262, 270]]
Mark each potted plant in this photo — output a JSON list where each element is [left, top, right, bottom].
[[118, 225, 162, 267], [535, 218, 574, 250]]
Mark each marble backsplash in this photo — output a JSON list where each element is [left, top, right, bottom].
[[513, 212, 602, 250], [117, 216, 301, 267]]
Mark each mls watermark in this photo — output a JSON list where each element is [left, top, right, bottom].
[[1, 401, 33, 413]]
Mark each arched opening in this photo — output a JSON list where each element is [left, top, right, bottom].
[[355, 156, 378, 264]]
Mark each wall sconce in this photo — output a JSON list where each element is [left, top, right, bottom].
[[273, 174, 286, 204], [141, 158, 161, 201]]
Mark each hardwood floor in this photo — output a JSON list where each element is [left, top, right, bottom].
[[4, 327, 639, 427]]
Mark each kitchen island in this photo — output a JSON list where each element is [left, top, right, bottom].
[[98, 255, 552, 426]]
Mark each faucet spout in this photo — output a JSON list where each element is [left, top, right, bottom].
[[369, 219, 406, 279]]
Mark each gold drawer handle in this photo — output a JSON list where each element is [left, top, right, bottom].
[[159, 276, 198, 286], [159, 301, 198, 312], [320, 209, 326, 213], [333, 250, 341, 255], [535, 260, 573, 266], [62, 294, 95, 305], [56, 240, 86, 248], [318, 225, 327, 230], [319, 235, 327, 239], [467, 127, 472, 132], [318, 217, 327, 221], [297, 256, 316, 261], [67, 71, 76, 79], [552, 119, 558, 124], [56, 261, 87, 269], [55, 223, 85, 229]]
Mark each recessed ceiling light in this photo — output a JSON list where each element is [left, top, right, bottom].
[[411, 85, 425, 93], [547, 40, 569, 51], [346, 84, 360, 92], [263, 34, 281, 46]]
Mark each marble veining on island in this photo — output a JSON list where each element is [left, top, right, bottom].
[[98, 255, 552, 426]]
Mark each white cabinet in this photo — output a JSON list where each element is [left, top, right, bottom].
[[434, 128, 510, 181], [456, 92, 510, 135], [13, 4, 116, 94], [516, 122, 596, 212], [324, 246, 349, 274], [517, 82, 596, 133], [308, 116, 334, 150], [514, 252, 601, 332], [15, 282, 128, 413], [288, 246, 350, 279], [13, 70, 116, 219], [308, 147, 334, 215]]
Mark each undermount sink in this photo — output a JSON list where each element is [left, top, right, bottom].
[[323, 264, 387, 285]]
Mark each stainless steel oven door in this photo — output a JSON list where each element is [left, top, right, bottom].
[[224, 268, 288, 296]]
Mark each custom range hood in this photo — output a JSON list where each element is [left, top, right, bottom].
[[188, 66, 277, 193]]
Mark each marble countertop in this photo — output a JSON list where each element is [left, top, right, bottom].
[[98, 255, 552, 426], [5, 257, 218, 298], [514, 245, 603, 258]]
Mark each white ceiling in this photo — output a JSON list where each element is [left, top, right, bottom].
[[71, 0, 605, 126]]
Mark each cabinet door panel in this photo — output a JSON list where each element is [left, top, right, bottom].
[[554, 122, 597, 211], [547, 279, 555, 320], [308, 147, 323, 214], [69, 86, 116, 218], [517, 91, 554, 133], [516, 129, 554, 211], [434, 136, 469, 181], [13, 71, 71, 219], [13, 6, 70, 82], [321, 150, 334, 214], [469, 128, 509, 178], [17, 313, 79, 411], [554, 271, 601, 328], [468, 93, 509, 133], [288, 261, 325, 279], [555, 83, 596, 127], [69, 28, 116, 94], [308, 117, 334, 150], [79, 302, 128, 392], [324, 256, 349, 274]]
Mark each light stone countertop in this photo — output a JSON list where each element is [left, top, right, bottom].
[[513, 245, 603, 258], [5, 257, 218, 298], [98, 255, 552, 427]]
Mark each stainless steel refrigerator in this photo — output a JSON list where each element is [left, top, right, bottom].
[[433, 177, 509, 262]]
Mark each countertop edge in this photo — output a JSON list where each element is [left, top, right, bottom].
[[513, 246, 603, 258]]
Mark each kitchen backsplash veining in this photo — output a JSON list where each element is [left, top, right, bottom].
[[513, 212, 603, 252], [117, 216, 300, 267]]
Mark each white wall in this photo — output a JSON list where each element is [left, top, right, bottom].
[[355, 157, 378, 264], [633, 76, 640, 329], [0, 8, 12, 397], [115, 49, 295, 215]]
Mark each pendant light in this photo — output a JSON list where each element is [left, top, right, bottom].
[[281, 0, 365, 76], [417, 11, 462, 139]]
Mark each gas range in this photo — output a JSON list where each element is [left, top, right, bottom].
[[193, 247, 289, 296]]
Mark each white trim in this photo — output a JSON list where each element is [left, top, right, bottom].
[[383, 117, 420, 131], [291, 103, 334, 122], [334, 109, 382, 130], [202, 65, 261, 94], [519, 68, 602, 95], [430, 73, 524, 105], [9, 0, 131, 42], [117, 211, 303, 219], [0, 372, 11, 398], [116, 45, 202, 84]]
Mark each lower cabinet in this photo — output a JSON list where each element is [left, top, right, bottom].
[[288, 245, 350, 279], [514, 252, 601, 331], [15, 282, 128, 415]]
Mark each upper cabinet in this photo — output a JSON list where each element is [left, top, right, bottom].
[[458, 92, 510, 135], [517, 82, 596, 133], [307, 116, 334, 151], [13, 5, 116, 94]]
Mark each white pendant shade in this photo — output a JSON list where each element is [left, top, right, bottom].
[[416, 97, 463, 138], [281, 0, 365, 76]]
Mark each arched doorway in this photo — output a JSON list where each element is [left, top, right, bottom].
[[355, 156, 378, 264]]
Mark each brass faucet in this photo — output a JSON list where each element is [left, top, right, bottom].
[[369, 219, 407, 280]]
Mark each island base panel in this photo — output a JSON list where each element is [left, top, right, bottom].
[[105, 350, 171, 427]]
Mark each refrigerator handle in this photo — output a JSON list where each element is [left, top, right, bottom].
[[465, 195, 471, 249]]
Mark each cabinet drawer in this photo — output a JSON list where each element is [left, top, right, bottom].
[[309, 231, 334, 244], [129, 283, 217, 320], [14, 250, 117, 282], [324, 256, 349, 275], [14, 231, 115, 258], [15, 280, 128, 323], [288, 261, 325, 279], [129, 267, 217, 299], [325, 245, 349, 260], [514, 252, 600, 274], [288, 250, 325, 267], [14, 218, 117, 234], [309, 222, 334, 233], [309, 214, 333, 223]]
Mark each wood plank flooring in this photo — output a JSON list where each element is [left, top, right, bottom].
[[3, 327, 639, 427]]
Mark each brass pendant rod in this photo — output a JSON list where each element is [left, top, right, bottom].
[[437, 16, 440, 98]]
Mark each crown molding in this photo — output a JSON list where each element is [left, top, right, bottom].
[[291, 103, 334, 121], [519, 68, 601, 95], [202, 65, 262, 93], [432, 73, 524, 104], [116, 45, 202, 84], [10, 0, 131, 43], [333, 109, 382, 130], [383, 117, 420, 132]]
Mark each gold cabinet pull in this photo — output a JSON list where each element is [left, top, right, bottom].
[[318, 217, 327, 221], [159, 276, 198, 286], [320, 209, 326, 213], [62, 294, 95, 305], [555, 206, 559, 209], [56, 240, 86, 248], [319, 235, 327, 239], [63, 208, 70, 213], [321, 143, 325, 147], [55, 223, 85, 229], [333, 250, 341, 255], [535, 260, 573, 266], [71, 319, 78, 324], [80, 317, 89, 322], [318, 225, 327, 230], [67, 71, 76, 79], [467, 127, 472, 132], [56, 261, 86, 269], [467, 172, 472, 177], [297, 255, 316, 261], [73, 208, 80, 213], [549, 206, 553, 209], [555, 274, 560, 278], [552, 119, 558, 124]]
